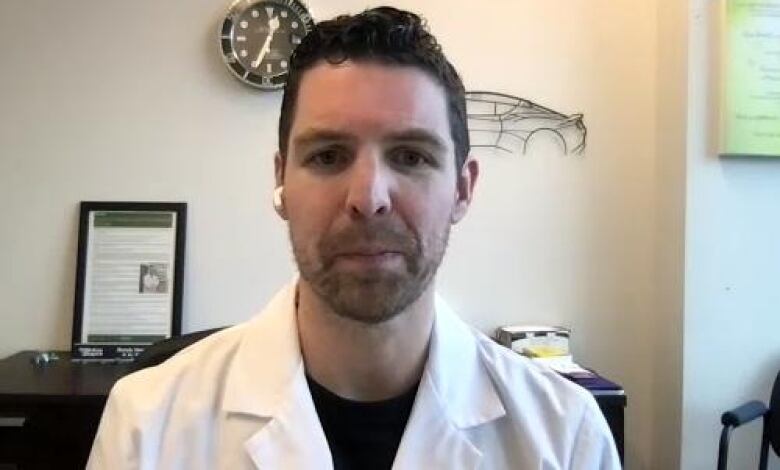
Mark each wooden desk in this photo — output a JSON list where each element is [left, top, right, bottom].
[[0, 351, 131, 469], [0, 350, 626, 468]]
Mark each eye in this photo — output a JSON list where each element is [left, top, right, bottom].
[[390, 148, 430, 168], [306, 147, 349, 170]]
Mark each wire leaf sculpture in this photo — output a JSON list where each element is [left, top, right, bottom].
[[466, 91, 587, 155]]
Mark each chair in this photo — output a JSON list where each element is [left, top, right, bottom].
[[130, 327, 226, 373], [717, 369, 780, 470]]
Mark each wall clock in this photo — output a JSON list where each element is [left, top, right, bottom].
[[219, 0, 314, 90]]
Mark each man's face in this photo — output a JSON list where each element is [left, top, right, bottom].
[[277, 61, 476, 324]]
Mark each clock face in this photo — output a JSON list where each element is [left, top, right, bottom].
[[220, 0, 314, 90]]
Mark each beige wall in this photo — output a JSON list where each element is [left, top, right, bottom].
[[0, 1, 690, 468], [653, 0, 687, 467]]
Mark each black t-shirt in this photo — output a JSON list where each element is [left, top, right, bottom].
[[306, 375, 419, 470]]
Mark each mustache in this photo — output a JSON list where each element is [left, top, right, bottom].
[[319, 221, 419, 264]]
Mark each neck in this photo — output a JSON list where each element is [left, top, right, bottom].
[[296, 280, 435, 402]]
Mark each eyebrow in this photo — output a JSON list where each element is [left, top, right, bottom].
[[292, 128, 448, 152], [292, 129, 355, 149], [385, 129, 447, 152]]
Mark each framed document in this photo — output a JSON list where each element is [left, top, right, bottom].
[[71, 202, 187, 361], [720, 0, 780, 158]]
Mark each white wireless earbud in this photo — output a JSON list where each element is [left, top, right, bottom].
[[273, 186, 286, 217]]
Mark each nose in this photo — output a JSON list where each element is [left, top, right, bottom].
[[344, 150, 392, 219]]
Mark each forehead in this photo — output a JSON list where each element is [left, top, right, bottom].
[[290, 61, 452, 144]]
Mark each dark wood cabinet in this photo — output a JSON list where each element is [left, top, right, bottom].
[[593, 392, 627, 464], [0, 352, 130, 469]]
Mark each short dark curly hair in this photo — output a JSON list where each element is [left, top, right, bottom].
[[278, 6, 469, 170]]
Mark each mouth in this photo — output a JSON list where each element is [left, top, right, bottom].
[[341, 249, 401, 256], [331, 250, 404, 269]]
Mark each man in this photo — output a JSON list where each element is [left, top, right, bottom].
[[88, 7, 620, 469]]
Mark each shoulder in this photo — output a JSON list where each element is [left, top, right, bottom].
[[478, 334, 593, 406], [88, 322, 257, 468], [109, 281, 299, 412], [108, 322, 249, 415], [431, 297, 599, 423], [473, 330, 605, 429], [472, 331, 619, 466], [89, 283, 300, 468]]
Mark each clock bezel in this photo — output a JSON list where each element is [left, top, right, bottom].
[[219, 0, 314, 90]]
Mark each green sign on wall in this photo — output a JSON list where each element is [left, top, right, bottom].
[[721, 0, 780, 157]]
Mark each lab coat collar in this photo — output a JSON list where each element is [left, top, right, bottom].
[[422, 295, 506, 429], [223, 280, 505, 469], [222, 280, 302, 418], [391, 296, 505, 469], [223, 280, 333, 469]]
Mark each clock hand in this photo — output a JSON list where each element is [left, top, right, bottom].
[[252, 16, 280, 69], [252, 37, 272, 69]]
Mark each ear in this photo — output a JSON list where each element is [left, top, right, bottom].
[[273, 187, 287, 220], [274, 151, 285, 187], [273, 152, 288, 220], [451, 156, 479, 224]]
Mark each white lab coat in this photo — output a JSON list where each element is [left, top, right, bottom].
[[88, 281, 621, 469]]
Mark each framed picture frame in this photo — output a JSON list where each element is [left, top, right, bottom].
[[719, 0, 780, 158], [71, 201, 187, 361]]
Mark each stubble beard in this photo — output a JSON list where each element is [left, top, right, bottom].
[[291, 220, 450, 325]]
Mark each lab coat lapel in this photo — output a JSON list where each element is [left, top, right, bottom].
[[391, 375, 483, 469], [221, 280, 333, 470], [392, 296, 505, 470], [243, 366, 332, 470]]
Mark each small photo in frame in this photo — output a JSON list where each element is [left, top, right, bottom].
[[139, 263, 169, 294], [71, 202, 187, 361]]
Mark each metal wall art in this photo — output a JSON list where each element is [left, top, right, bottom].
[[466, 91, 587, 155]]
